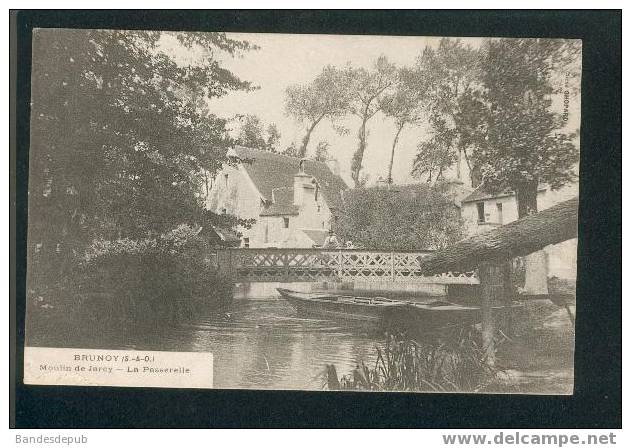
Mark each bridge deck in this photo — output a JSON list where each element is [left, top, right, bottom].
[[214, 249, 479, 285]]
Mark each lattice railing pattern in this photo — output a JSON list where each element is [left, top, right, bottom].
[[214, 249, 479, 285]]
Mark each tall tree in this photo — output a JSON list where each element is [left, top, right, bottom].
[[413, 39, 481, 184], [28, 29, 255, 278], [284, 66, 350, 158], [381, 67, 429, 184], [313, 141, 331, 162], [412, 138, 459, 183], [235, 114, 266, 149], [470, 38, 581, 218], [265, 123, 282, 152], [345, 56, 398, 187]]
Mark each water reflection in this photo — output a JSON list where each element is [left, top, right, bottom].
[[29, 296, 382, 390]]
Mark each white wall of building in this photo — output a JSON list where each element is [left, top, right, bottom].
[[462, 182, 579, 281], [206, 163, 335, 248]]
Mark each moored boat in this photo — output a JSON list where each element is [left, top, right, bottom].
[[402, 299, 523, 330], [278, 288, 521, 331], [277, 288, 406, 324]]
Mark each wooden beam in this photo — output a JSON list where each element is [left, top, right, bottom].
[[421, 197, 579, 274]]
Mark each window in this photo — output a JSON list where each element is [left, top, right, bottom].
[[476, 202, 485, 223], [243, 237, 250, 248], [224, 173, 229, 188], [496, 202, 503, 224], [283, 217, 290, 228], [317, 204, 321, 212]]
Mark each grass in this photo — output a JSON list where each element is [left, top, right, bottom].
[[324, 325, 504, 392]]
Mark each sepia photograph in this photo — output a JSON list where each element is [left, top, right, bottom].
[[24, 28, 582, 394]]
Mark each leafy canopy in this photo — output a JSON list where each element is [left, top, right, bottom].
[[29, 29, 255, 266], [468, 38, 581, 195], [335, 184, 464, 250]]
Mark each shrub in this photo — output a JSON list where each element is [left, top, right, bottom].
[[335, 184, 464, 250], [78, 225, 233, 306], [324, 327, 503, 392]]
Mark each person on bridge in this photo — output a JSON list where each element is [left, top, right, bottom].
[[322, 229, 341, 249]]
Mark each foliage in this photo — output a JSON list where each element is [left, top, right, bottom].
[[235, 114, 266, 149], [27, 224, 233, 333], [283, 141, 300, 157], [265, 123, 282, 152], [313, 141, 331, 162], [234, 114, 282, 152], [79, 225, 233, 303], [466, 38, 581, 216], [28, 29, 254, 286], [412, 38, 482, 184], [412, 135, 460, 182], [344, 56, 398, 186], [335, 183, 464, 250], [284, 65, 352, 157], [324, 328, 502, 392]]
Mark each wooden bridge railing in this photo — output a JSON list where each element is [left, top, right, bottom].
[[213, 248, 479, 284]]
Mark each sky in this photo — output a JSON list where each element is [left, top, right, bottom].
[[206, 33, 477, 186], [174, 33, 581, 187]]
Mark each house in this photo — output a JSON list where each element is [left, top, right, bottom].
[[461, 182, 579, 283], [461, 182, 579, 233], [205, 146, 348, 248]]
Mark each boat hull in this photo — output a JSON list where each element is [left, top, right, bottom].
[[278, 289, 522, 332], [278, 288, 404, 325]]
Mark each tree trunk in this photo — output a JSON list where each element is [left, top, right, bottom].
[[515, 181, 548, 294], [420, 197, 579, 274], [462, 149, 482, 187], [456, 149, 462, 180], [515, 181, 539, 218], [478, 263, 503, 366], [387, 124, 404, 184], [351, 116, 369, 187], [299, 117, 322, 158]]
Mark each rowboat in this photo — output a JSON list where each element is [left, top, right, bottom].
[[278, 288, 520, 330], [277, 288, 406, 325]]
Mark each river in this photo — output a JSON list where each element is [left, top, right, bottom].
[[26, 292, 574, 393], [28, 295, 384, 390]]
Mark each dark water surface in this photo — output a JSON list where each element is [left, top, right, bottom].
[[29, 296, 383, 390]]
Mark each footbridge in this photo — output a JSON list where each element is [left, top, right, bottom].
[[213, 249, 479, 285]]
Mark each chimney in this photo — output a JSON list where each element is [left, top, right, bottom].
[[294, 158, 314, 206], [325, 159, 340, 176]]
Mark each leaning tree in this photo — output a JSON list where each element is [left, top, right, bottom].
[[345, 55, 398, 187], [381, 67, 429, 184], [284, 65, 351, 158]]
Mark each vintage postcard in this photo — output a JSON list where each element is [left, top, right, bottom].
[[25, 29, 581, 393]]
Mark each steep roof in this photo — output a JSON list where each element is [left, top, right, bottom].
[[354, 181, 473, 208], [462, 184, 548, 204], [259, 187, 300, 216], [232, 146, 348, 210]]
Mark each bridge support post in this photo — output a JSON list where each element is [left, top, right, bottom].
[[478, 262, 504, 366], [391, 252, 395, 282]]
